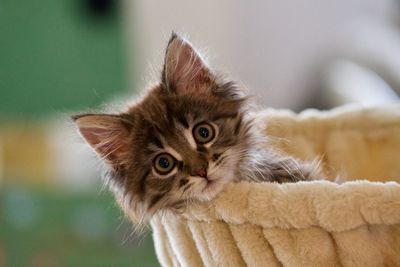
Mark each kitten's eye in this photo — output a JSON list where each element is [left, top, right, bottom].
[[154, 153, 176, 174], [193, 122, 215, 144]]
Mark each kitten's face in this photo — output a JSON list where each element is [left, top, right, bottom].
[[128, 81, 249, 209], [74, 33, 250, 220]]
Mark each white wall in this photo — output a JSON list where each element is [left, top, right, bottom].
[[122, 0, 399, 110]]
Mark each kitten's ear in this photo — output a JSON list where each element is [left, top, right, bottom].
[[73, 114, 132, 164], [162, 33, 213, 94]]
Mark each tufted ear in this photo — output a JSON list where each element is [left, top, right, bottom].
[[73, 114, 132, 164], [162, 33, 213, 94]]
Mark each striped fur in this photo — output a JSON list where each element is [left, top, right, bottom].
[[74, 33, 320, 224]]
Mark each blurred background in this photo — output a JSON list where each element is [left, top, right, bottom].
[[1, 0, 400, 266]]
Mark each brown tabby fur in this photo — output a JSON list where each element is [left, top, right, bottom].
[[73, 33, 321, 224]]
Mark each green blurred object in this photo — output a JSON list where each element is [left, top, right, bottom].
[[0, 1, 154, 265], [0, 0, 126, 118], [0, 185, 158, 267]]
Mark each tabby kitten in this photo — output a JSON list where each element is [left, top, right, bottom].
[[73, 33, 320, 222]]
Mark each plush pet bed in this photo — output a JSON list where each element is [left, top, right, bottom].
[[149, 105, 400, 267]]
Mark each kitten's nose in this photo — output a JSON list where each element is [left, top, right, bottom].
[[194, 167, 207, 178]]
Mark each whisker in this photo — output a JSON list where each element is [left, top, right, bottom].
[[214, 156, 228, 167], [182, 183, 192, 193]]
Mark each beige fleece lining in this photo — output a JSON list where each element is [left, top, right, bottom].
[[150, 105, 400, 267]]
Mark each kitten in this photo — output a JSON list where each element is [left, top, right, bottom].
[[73, 33, 321, 223]]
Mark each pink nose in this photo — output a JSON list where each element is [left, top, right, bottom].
[[195, 168, 207, 178]]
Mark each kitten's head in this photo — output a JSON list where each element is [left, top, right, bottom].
[[73, 33, 252, 222]]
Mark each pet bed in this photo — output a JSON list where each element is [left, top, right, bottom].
[[149, 105, 400, 267]]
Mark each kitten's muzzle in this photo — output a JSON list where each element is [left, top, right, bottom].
[[194, 167, 208, 179], [187, 157, 209, 179]]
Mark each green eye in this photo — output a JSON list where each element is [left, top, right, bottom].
[[154, 153, 176, 174], [193, 122, 215, 144]]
